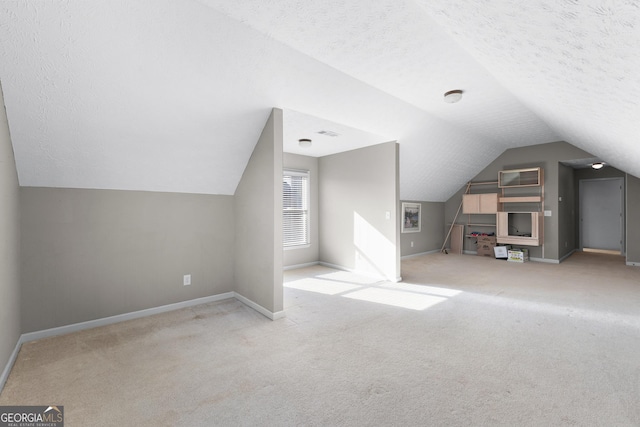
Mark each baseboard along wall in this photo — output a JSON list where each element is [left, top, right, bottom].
[[283, 261, 320, 271], [401, 249, 440, 260], [0, 339, 22, 394]]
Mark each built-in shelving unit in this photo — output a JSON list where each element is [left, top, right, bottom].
[[460, 182, 498, 248], [496, 167, 544, 247], [498, 196, 542, 204], [498, 167, 541, 188], [458, 167, 544, 249], [496, 211, 543, 246]]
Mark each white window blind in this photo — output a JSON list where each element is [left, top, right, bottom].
[[283, 170, 309, 248]]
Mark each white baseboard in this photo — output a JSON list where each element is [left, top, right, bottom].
[[401, 249, 440, 260], [21, 293, 235, 344], [627, 261, 640, 267], [233, 292, 286, 320], [0, 337, 23, 393], [283, 261, 320, 271], [463, 250, 477, 255], [319, 261, 356, 272], [558, 249, 577, 263], [530, 257, 560, 264]]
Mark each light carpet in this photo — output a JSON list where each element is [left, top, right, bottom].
[[1, 251, 639, 426]]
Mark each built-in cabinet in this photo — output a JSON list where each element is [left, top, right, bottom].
[[462, 193, 498, 214], [461, 167, 544, 248], [496, 167, 544, 247], [496, 211, 543, 246], [498, 167, 541, 188]]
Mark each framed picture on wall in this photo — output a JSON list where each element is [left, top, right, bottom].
[[401, 202, 421, 233]]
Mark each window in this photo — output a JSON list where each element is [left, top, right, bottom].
[[283, 170, 309, 248]]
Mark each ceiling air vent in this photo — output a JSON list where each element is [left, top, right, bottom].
[[316, 130, 341, 137]]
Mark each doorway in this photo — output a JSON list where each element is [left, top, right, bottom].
[[579, 178, 624, 254]]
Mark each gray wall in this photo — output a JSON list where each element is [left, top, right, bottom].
[[234, 108, 283, 314], [0, 83, 21, 377], [319, 142, 400, 281], [445, 141, 594, 261], [574, 165, 627, 181], [20, 188, 235, 332], [558, 163, 576, 259], [626, 174, 640, 264], [18, 108, 288, 334], [400, 201, 445, 257], [283, 153, 319, 268]]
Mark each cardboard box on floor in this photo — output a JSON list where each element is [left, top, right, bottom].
[[508, 248, 529, 262], [477, 235, 496, 245], [477, 242, 496, 257]]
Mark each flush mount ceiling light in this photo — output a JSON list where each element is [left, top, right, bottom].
[[298, 138, 312, 147], [591, 162, 605, 169], [444, 89, 463, 103]]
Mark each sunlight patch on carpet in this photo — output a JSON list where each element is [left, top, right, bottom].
[[284, 278, 362, 295], [381, 282, 462, 297], [343, 287, 447, 310], [316, 270, 382, 285]]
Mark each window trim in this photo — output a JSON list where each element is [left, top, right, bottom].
[[283, 169, 310, 249]]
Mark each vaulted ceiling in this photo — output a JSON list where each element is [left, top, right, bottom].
[[1, 1, 638, 201]]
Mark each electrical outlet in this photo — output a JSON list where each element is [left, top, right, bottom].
[[411, 241, 414, 247], [183, 274, 191, 286]]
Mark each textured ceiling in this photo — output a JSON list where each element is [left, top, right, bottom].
[[0, 1, 637, 201], [283, 110, 393, 158], [415, 0, 640, 181]]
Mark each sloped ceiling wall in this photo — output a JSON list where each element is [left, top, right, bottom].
[[416, 0, 640, 181], [1, 1, 638, 201]]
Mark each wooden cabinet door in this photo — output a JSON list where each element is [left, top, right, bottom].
[[450, 224, 464, 254], [479, 193, 498, 213], [462, 194, 480, 214], [497, 212, 509, 238], [463, 193, 497, 214]]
